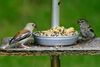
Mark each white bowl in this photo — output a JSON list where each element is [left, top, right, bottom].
[[33, 34, 79, 46]]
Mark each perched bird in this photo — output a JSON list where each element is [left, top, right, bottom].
[[77, 19, 95, 41], [2, 23, 36, 49]]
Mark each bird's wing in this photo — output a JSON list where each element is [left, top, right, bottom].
[[89, 28, 94, 33], [9, 29, 31, 44]]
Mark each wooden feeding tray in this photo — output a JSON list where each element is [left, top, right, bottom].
[[0, 37, 100, 67], [1, 37, 100, 55], [0, 37, 100, 51]]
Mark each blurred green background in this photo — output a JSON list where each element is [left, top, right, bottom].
[[0, 0, 100, 67]]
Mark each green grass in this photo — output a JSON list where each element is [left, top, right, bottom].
[[0, 56, 50, 67], [61, 55, 100, 67], [0, 0, 100, 67], [0, 56, 100, 67]]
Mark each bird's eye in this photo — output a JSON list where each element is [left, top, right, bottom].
[[32, 24, 34, 26], [81, 20, 85, 22]]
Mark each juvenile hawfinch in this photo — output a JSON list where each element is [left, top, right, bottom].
[[77, 19, 95, 41], [2, 23, 36, 49]]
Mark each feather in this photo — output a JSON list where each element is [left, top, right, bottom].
[[77, 19, 95, 41], [9, 29, 31, 44]]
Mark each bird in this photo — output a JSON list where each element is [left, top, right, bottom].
[[2, 23, 36, 49], [77, 19, 95, 41]]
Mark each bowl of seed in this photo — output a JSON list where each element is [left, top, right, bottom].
[[33, 26, 79, 46]]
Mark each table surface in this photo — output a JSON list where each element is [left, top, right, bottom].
[[0, 38, 100, 56]]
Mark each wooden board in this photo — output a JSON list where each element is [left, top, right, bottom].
[[0, 38, 100, 56]]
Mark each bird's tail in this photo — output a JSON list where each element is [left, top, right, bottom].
[[0, 43, 10, 49]]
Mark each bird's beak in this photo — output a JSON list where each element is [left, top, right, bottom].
[[34, 25, 37, 28]]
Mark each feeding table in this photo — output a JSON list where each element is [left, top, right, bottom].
[[0, 37, 100, 67]]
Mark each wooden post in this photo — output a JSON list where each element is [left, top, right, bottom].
[[51, 55, 60, 67]]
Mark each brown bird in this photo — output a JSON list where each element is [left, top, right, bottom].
[[2, 23, 36, 49]]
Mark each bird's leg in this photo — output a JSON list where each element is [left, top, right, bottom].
[[79, 37, 95, 43], [20, 43, 30, 49], [87, 38, 95, 43]]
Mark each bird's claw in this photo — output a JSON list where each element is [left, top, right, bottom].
[[20, 44, 30, 49]]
